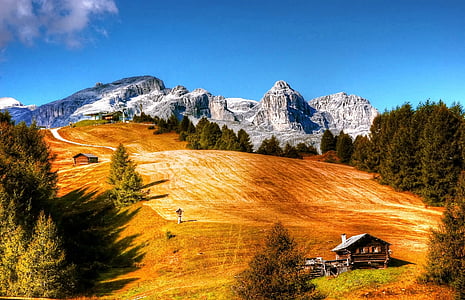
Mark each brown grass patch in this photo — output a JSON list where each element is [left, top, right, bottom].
[[44, 123, 450, 299]]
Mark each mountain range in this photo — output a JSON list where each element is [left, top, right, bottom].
[[0, 76, 378, 149]]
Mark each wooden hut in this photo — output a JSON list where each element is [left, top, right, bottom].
[[332, 233, 391, 269], [73, 153, 99, 165]]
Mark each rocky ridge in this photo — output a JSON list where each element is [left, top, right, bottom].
[[1, 76, 379, 149]]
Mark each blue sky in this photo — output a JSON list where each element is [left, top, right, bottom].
[[1, 0, 465, 111]]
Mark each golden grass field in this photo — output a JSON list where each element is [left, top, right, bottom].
[[43, 123, 453, 299]]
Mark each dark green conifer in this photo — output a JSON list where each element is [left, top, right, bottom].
[[257, 136, 283, 156], [418, 103, 462, 205], [16, 211, 75, 298], [336, 131, 354, 164], [238, 129, 254, 153], [320, 130, 336, 154], [107, 144, 144, 207], [233, 222, 317, 300], [283, 143, 302, 159], [425, 172, 465, 298]]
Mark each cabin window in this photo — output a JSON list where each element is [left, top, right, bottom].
[[373, 246, 380, 253]]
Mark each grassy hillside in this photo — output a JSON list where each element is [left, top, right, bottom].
[[44, 123, 453, 299]]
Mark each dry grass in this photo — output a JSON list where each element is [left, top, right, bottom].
[[44, 123, 452, 299]]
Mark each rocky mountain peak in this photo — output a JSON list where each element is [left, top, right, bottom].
[[270, 80, 293, 92], [170, 85, 189, 97], [252, 81, 318, 133]]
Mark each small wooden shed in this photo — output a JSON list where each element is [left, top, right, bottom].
[[332, 233, 391, 269], [73, 153, 99, 165]]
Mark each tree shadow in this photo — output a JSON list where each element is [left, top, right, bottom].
[[50, 188, 146, 296], [389, 257, 413, 267], [147, 193, 169, 200], [142, 179, 169, 189]]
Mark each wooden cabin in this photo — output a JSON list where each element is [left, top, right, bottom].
[[332, 233, 390, 269], [73, 153, 98, 165]]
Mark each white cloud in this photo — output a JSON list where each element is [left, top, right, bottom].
[[0, 0, 118, 48]]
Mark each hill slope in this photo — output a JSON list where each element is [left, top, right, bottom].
[[44, 123, 449, 299]]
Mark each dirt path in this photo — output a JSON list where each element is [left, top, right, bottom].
[[50, 127, 117, 151]]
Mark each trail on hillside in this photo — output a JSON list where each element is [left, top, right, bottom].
[[50, 127, 117, 151]]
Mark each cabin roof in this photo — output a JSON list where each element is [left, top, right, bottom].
[[331, 233, 390, 252], [73, 153, 98, 159]]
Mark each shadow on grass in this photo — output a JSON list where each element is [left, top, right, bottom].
[[50, 188, 146, 296], [95, 278, 138, 297], [142, 179, 169, 189], [389, 257, 413, 267], [147, 193, 169, 200]]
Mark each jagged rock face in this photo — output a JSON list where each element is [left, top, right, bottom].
[[31, 76, 166, 127], [209, 96, 236, 121], [4, 76, 378, 149], [252, 80, 318, 133], [309, 92, 379, 137]]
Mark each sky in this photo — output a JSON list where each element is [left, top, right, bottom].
[[1, 0, 465, 111]]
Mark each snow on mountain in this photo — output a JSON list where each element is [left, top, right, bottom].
[[5, 76, 378, 149], [0, 97, 23, 109], [0, 97, 37, 123], [309, 92, 379, 137]]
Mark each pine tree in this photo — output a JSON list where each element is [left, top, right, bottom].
[[215, 125, 240, 151], [187, 117, 210, 149], [320, 130, 336, 154], [0, 117, 57, 230], [425, 172, 465, 298], [168, 114, 180, 133], [418, 103, 463, 205], [257, 136, 283, 156], [108, 144, 144, 207], [351, 135, 372, 171], [0, 188, 27, 295], [16, 211, 75, 298], [200, 122, 222, 149], [179, 115, 191, 133], [336, 131, 353, 164], [296, 143, 318, 155], [238, 129, 254, 153], [283, 143, 302, 159], [233, 222, 317, 300]]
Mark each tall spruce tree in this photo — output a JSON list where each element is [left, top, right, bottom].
[[200, 122, 222, 149], [0, 188, 27, 295], [418, 103, 463, 205], [238, 129, 254, 153], [233, 222, 317, 300], [0, 117, 57, 230], [336, 131, 353, 164], [16, 211, 75, 298], [215, 125, 240, 151], [351, 135, 373, 171], [320, 130, 336, 154], [257, 136, 283, 156], [107, 144, 144, 207], [283, 143, 302, 159], [425, 172, 465, 298]]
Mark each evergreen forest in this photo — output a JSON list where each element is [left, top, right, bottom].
[[350, 101, 464, 206]]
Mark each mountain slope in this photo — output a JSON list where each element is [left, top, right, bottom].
[[44, 123, 447, 299]]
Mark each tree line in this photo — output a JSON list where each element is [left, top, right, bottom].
[[350, 101, 464, 206], [0, 111, 142, 298], [138, 114, 318, 159]]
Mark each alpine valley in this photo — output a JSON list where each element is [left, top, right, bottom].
[[0, 76, 378, 148]]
